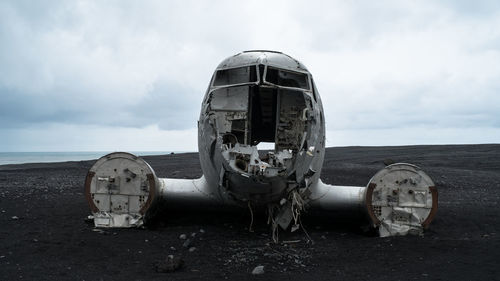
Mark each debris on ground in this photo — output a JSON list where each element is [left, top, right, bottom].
[[155, 256, 184, 273], [183, 239, 192, 248], [252, 265, 265, 275]]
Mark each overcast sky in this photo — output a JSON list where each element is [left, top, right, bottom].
[[1, 0, 499, 152]]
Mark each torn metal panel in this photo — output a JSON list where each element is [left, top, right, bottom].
[[221, 143, 293, 177], [276, 201, 294, 230], [93, 212, 143, 228]]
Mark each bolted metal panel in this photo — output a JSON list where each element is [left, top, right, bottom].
[[84, 152, 158, 227], [365, 163, 438, 237]]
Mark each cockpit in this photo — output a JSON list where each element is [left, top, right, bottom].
[[208, 64, 315, 149], [212, 64, 311, 91], [203, 62, 319, 183], [195, 51, 325, 203]]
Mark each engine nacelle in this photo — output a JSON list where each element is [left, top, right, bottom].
[[84, 152, 158, 227], [365, 163, 438, 237]]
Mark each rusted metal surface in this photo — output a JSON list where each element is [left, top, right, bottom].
[[365, 163, 437, 237], [84, 171, 98, 213], [365, 183, 380, 225], [85, 152, 158, 227], [422, 186, 438, 228], [139, 174, 157, 215]]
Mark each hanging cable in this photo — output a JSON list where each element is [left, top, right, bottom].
[[247, 201, 254, 232]]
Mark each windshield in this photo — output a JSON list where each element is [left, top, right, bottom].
[[213, 66, 258, 87], [264, 67, 310, 91]]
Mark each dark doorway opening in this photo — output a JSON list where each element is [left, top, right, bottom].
[[250, 87, 278, 145]]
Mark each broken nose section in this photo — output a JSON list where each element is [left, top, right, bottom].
[[84, 152, 158, 227]]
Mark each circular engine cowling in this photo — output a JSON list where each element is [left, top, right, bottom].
[[365, 163, 438, 237], [84, 152, 158, 227]]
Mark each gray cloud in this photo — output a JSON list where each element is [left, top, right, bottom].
[[126, 79, 202, 130], [0, 0, 499, 151]]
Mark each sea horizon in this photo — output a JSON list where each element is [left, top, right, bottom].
[[0, 151, 190, 165]]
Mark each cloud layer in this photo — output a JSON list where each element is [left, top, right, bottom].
[[0, 0, 499, 151]]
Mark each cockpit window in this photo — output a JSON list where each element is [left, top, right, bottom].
[[213, 66, 257, 87], [265, 67, 310, 90]]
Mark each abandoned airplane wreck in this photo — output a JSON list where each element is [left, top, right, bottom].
[[201, 51, 325, 206], [85, 50, 438, 239]]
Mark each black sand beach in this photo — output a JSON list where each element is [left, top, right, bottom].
[[0, 145, 499, 280]]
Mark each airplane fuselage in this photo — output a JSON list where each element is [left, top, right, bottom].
[[198, 51, 325, 206]]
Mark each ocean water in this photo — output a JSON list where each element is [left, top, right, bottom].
[[0, 151, 176, 165]]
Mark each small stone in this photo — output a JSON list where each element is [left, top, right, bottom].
[[155, 256, 184, 273], [183, 239, 192, 248], [383, 158, 395, 166], [189, 247, 196, 252], [92, 229, 107, 235], [11, 216, 19, 220], [170, 246, 177, 251], [252, 265, 265, 275], [145, 239, 149, 242], [179, 234, 187, 240], [191, 232, 197, 237], [199, 229, 205, 233]]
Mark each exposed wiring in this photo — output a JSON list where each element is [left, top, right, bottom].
[[267, 204, 280, 243], [299, 215, 314, 245], [247, 201, 254, 232]]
